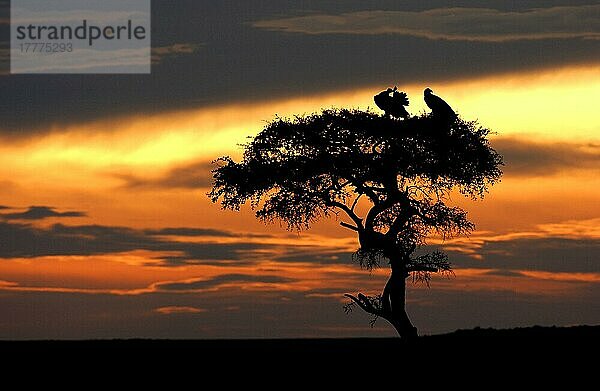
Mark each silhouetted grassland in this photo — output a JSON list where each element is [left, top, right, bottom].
[[2, 326, 597, 375]]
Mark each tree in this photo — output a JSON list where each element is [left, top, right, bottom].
[[209, 101, 503, 338]]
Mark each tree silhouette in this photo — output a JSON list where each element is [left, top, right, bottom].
[[209, 93, 503, 338]]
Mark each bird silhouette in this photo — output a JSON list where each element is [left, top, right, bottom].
[[424, 88, 456, 120], [374, 87, 410, 119], [374, 88, 394, 115], [389, 90, 410, 119]]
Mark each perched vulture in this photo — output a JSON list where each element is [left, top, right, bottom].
[[389, 90, 410, 119], [424, 88, 456, 120], [374, 88, 394, 115], [374, 87, 410, 119]]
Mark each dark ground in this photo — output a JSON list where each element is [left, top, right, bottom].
[[2, 325, 598, 379]]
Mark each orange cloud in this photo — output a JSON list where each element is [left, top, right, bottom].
[[154, 306, 206, 314]]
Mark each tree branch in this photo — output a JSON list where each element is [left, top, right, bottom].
[[344, 293, 379, 316], [407, 266, 438, 273], [340, 221, 359, 231], [345, 174, 380, 206], [364, 197, 396, 231], [386, 196, 419, 239], [350, 193, 363, 213], [406, 184, 433, 200], [329, 201, 363, 229]]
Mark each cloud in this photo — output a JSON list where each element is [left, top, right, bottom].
[[0, 222, 153, 258], [1, 206, 86, 220], [483, 269, 527, 277], [155, 274, 296, 292], [154, 306, 206, 314], [146, 227, 272, 239], [116, 160, 213, 190], [0, 220, 269, 263], [0, 219, 336, 267], [0, 42, 8, 76], [495, 138, 600, 177], [275, 250, 354, 265], [253, 6, 600, 42], [446, 236, 600, 273], [1, 212, 598, 275], [151, 43, 202, 64], [146, 227, 236, 237]]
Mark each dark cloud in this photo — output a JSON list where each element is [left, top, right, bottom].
[[116, 161, 213, 190], [1, 1, 598, 134], [1, 206, 86, 220], [0, 222, 152, 258], [482, 269, 527, 277], [0, 219, 341, 267], [495, 138, 600, 177], [1, 211, 598, 274], [155, 274, 296, 291], [253, 6, 600, 42], [445, 236, 600, 273], [0, 220, 271, 265]]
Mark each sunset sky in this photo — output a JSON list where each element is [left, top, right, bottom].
[[0, 1, 599, 339]]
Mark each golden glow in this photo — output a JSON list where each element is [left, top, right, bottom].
[[0, 64, 597, 188], [0, 64, 597, 229]]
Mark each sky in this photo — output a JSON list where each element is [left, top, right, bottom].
[[0, 0, 599, 339]]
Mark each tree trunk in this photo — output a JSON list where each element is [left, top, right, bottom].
[[383, 266, 418, 339]]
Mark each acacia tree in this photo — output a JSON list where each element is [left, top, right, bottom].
[[209, 104, 503, 338]]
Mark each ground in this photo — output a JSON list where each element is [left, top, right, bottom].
[[2, 325, 598, 375]]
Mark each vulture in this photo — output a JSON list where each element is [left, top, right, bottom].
[[374, 87, 410, 119], [424, 88, 456, 120]]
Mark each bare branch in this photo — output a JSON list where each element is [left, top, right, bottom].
[[350, 193, 363, 213], [345, 174, 381, 205], [340, 221, 359, 231], [406, 185, 433, 200], [407, 266, 438, 273], [329, 200, 363, 229], [344, 293, 380, 316], [344, 294, 371, 313], [364, 198, 396, 231], [337, 180, 351, 189]]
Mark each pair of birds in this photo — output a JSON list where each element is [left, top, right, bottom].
[[374, 87, 456, 120]]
